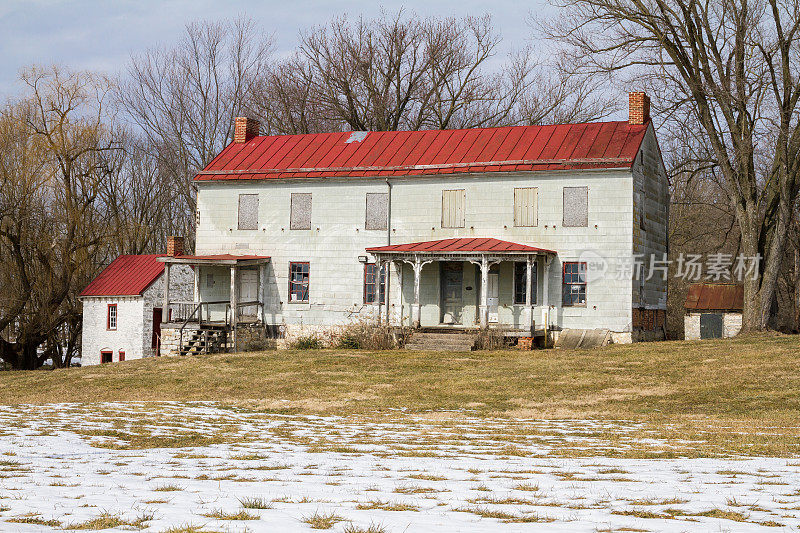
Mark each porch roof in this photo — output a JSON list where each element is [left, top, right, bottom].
[[157, 254, 271, 266], [366, 238, 555, 256]]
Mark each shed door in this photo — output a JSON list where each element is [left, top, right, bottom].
[[700, 313, 723, 339]]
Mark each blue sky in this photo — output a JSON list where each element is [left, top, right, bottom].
[[0, 0, 551, 98]]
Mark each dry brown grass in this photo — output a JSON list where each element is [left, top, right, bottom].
[[1, 334, 799, 455]]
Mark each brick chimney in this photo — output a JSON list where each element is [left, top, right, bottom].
[[167, 236, 184, 257], [629, 92, 650, 125], [234, 116, 260, 143]]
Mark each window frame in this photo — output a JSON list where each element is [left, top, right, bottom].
[[100, 351, 113, 364], [513, 261, 538, 305], [513, 187, 538, 227], [290, 192, 312, 230], [441, 189, 466, 228], [363, 263, 387, 304], [365, 192, 389, 231], [118, 351, 125, 362], [562, 261, 587, 307], [107, 304, 117, 331], [237, 193, 259, 230], [562, 186, 589, 227], [288, 262, 310, 303]]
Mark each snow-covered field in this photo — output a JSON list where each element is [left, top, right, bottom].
[[0, 403, 797, 532]]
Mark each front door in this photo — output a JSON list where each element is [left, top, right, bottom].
[[488, 272, 499, 323], [239, 269, 259, 320], [440, 262, 463, 324], [152, 308, 162, 356], [700, 313, 723, 339]]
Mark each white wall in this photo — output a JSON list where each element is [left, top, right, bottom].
[[80, 264, 194, 366], [195, 168, 637, 333], [80, 297, 145, 366]]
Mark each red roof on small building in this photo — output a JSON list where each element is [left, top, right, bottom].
[[367, 238, 555, 254], [195, 121, 649, 181], [80, 255, 167, 297], [685, 283, 744, 311]]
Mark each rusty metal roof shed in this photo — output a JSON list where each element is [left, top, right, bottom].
[[80, 255, 167, 297], [684, 283, 744, 312], [195, 121, 650, 181]]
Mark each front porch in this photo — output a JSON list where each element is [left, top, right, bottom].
[[367, 238, 557, 335], [157, 254, 271, 354]]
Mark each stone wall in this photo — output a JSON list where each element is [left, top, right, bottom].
[[684, 313, 742, 340]]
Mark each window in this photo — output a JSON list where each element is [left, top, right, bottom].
[[513, 262, 537, 305], [562, 262, 587, 306], [100, 351, 113, 364], [238, 194, 258, 230], [441, 189, 465, 228], [365, 193, 389, 230], [364, 263, 387, 304], [563, 186, 588, 227], [107, 304, 117, 330], [289, 262, 310, 302], [118, 351, 125, 362], [290, 193, 312, 230], [514, 188, 538, 227]]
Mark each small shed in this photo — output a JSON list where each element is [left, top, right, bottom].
[[684, 283, 743, 340]]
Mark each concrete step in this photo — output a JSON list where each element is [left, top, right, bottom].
[[405, 332, 477, 352]]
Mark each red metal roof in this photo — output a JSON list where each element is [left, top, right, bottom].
[[80, 255, 166, 297], [685, 283, 744, 311], [366, 238, 555, 254], [195, 121, 649, 181], [168, 254, 270, 261]]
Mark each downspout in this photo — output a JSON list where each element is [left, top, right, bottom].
[[385, 178, 392, 325]]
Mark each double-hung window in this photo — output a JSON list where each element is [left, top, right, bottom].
[[107, 304, 117, 330], [289, 262, 310, 302], [562, 262, 587, 306], [364, 263, 386, 304]]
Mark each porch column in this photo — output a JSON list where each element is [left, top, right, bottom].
[[396, 261, 403, 326], [193, 265, 201, 322], [542, 256, 551, 329], [230, 264, 238, 351], [259, 262, 267, 324], [413, 256, 423, 328], [479, 256, 489, 329], [163, 263, 171, 321], [525, 255, 534, 334], [384, 259, 391, 326], [375, 258, 384, 325]]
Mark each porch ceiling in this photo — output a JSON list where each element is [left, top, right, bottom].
[[157, 254, 271, 266], [366, 237, 555, 256]]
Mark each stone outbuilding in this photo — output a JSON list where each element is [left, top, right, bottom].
[[684, 283, 743, 340], [79, 255, 193, 365]]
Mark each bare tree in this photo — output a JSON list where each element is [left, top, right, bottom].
[[549, 0, 800, 331], [118, 17, 274, 242], [251, 12, 613, 134], [0, 66, 117, 369]]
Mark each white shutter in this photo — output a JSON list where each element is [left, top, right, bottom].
[[514, 187, 538, 227], [442, 190, 465, 228]]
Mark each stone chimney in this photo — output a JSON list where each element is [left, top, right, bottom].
[[628, 92, 650, 125], [234, 116, 260, 143], [167, 236, 184, 257]]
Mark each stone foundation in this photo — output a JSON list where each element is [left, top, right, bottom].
[[159, 324, 199, 357]]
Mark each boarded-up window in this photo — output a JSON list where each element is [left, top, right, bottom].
[[563, 186, 588, 227], [290, 193, 312, 230], [514, 188, 538, 227], [238, 194, 258, 230], [365, 193, 388, 230], [441, 189, 465, 228]]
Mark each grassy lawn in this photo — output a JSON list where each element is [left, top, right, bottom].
[[1, 334, 799, 455]]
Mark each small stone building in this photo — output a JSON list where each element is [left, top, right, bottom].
[[684, 283, 743, 340], [79, 255, 193, 365]]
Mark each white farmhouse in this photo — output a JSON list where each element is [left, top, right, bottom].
[[79, 254, 193, 365], [151, 91, 668, 352]]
